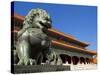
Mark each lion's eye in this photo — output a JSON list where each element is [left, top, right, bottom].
[[45, 18, 52, 23], [45, 18, 49, 21]]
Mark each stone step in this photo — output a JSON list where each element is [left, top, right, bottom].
[[11, 65, 70, 74]]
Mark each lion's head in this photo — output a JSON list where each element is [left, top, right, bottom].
[[23, 8, 52, 29]]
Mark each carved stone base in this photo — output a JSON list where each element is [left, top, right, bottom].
[[12, 65, 70, 74]]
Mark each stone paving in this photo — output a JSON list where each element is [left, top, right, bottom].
[[63, 64, 97, 70]]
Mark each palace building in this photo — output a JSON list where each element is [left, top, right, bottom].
[[12, 13, 97, 66]]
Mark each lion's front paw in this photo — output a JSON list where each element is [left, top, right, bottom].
[[17, 59, 24, 65], [17, 58, 37, 65], [24, 58, 37, 65], [29, 59, 37, 65], [17, 58, 30, 65]]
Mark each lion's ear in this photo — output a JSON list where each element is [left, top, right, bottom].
[[27, 9, 37, 17]]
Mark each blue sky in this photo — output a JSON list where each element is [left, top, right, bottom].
[[12, 1, 97, 51]]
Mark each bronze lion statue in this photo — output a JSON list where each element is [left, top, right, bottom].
[[15, 8, 62, 65]]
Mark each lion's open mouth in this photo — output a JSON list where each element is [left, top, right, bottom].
[[39, 21, 52, 28]]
